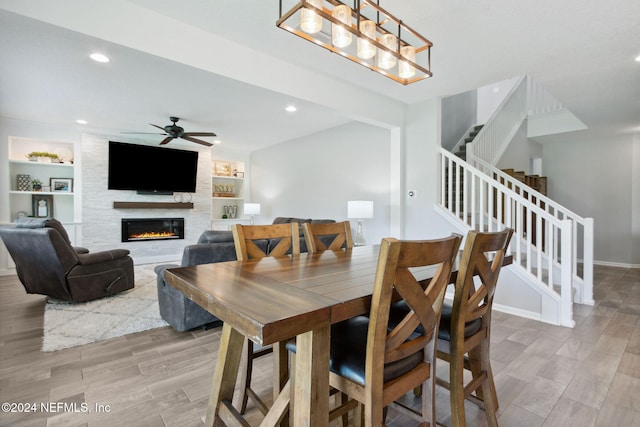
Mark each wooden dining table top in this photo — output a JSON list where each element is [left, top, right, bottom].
[[164, 245, 378, 346], [164, 244, 511, 347]]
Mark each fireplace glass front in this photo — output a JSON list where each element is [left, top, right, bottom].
[[121, 218, 185, 242]]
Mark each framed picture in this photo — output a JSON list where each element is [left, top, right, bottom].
[[214, 162, 232, 176], [50, 178, 73, 192], [32, 194, 54, 218]]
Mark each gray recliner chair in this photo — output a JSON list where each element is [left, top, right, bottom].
[[0, 218, 134, 303]]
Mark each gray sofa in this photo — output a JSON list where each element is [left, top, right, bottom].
[[155, 217, 336, 331]]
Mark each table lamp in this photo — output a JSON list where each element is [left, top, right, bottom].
[[244, 203, 261, 225], [347, 200, 374, 246]]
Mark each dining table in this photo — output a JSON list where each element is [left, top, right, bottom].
[[163, 244, 511, 426]]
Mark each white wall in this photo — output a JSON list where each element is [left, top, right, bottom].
[[441, 90, 477, 151], [634, 134, 640, 266], [477, 77, 520, 124], [543, 133, 637, 265], [249, 121, 391, 246], [402, 99, 460, 240], [496, 121, 543, 173]]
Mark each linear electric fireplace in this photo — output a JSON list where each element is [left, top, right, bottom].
[[121, 218, 185, 242]]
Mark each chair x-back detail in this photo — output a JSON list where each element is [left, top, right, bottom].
[[294, 234, 462, 426], [302, 221, 353, 253], [230, 222, 301, 416], [436, 228, 513, 427], [232, 223, 300, 261]]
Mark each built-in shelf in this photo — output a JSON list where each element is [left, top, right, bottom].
[[113, 202, 194, 209]]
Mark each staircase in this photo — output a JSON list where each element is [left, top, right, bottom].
[[437, 75, 594, 328], [452, 125, 483, 161]]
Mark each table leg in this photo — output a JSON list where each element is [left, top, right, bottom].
[[292, 326, 330, 426], [273, 341, 289, 427], [205, 323, 245, 426]]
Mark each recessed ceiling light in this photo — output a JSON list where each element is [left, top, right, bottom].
[[213, 140, 222, 145], [90, 53, 109, 63], [635, 55, 640, 62], [75, 119, 87, 125], [285, 105, 297, 112]]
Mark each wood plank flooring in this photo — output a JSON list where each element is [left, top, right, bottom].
[[1, 265, 639, 426]]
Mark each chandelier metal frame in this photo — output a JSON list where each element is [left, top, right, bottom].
[[277, 0, 433, 85]]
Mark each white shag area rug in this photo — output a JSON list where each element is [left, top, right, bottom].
[[42, 263, 170, 352]]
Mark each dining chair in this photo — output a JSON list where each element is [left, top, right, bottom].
[[302, 220, 354, 253], [289, 234, 462, 425], [231, 222, 301, 415], [301, 220, 354, 424], [436, 228, 513, 427]]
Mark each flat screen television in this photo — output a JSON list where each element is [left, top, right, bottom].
[[108, 141, 199, 194]]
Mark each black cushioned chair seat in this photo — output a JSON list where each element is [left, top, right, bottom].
[[438, 303, 482, 341], [388, 300, 482, 341], [286, 316, 424, 387]]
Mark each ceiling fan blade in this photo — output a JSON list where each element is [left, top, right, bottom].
[[150, 123, 167, 132], [181, 135, 213, 147], [159, 136, 175, 145], [183, 131, 217, 137], [121, 132, 167, 135]]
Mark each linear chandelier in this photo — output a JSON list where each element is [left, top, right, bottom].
[[277, 0, 432, 85]]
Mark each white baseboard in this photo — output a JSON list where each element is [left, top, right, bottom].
[[594, 260, 640, 269], [0, 268, 16, 276]]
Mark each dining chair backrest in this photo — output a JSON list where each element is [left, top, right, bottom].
[[302, 221, 353, 253], [369, 234, 462, 382], [449, 228, 513, 343], [322, 233, 462, 425], [232, 223, 300, 261], [436, 227, 513, 427]]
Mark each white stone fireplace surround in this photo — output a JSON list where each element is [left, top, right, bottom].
[[81, 135, 212, 264]]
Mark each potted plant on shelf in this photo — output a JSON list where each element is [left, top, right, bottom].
[[31, 179, 43, 191], [26, 151, 60, 163]]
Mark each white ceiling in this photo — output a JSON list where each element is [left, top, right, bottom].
[[1, 0, 638, 151]]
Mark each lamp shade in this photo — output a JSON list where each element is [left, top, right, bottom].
[[244, 203, 261, 216], [347, 201, 374, 219]]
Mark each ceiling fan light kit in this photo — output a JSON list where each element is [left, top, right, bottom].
[[277, 0, 432, 85]]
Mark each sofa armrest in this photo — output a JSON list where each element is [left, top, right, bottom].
[[77, 249, 131, 265], [181, 242, 238, 266]]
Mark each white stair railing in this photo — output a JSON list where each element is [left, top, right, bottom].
[[471, 156, 594, 305], [527, 77, 566, 116], [439, 148, 593, 327], [471, 75, 528, 164]]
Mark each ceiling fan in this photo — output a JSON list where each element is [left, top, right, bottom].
[[123, 116, 216, 147]]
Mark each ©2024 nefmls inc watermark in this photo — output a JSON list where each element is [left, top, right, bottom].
[[2, 401, 111, 414]]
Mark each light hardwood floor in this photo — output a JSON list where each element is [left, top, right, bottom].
[[1, 265, 639, 426]]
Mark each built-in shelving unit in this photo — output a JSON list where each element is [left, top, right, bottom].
[[7, 137, 77, 223], [211, 159, 250, 230]]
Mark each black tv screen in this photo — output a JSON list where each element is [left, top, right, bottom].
[[108, 141, 199, 194]]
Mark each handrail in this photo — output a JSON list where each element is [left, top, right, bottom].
[[438, 148, 591, 327]]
